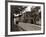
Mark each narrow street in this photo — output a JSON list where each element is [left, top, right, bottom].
[[18, 22, 41, 31]]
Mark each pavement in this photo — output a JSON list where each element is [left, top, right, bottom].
[[18, 22, 41, 31]]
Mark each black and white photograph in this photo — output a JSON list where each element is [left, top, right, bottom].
[[11, 5, 41, 31], [7, 2, 45, 35]]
